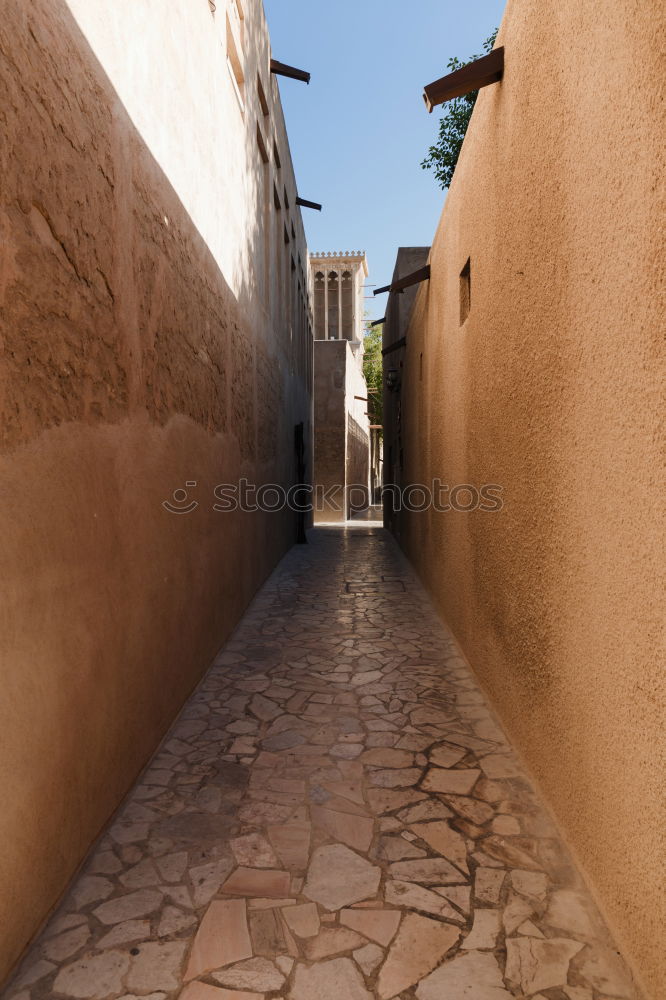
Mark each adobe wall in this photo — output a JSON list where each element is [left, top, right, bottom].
[[0, 0, 312, 983]]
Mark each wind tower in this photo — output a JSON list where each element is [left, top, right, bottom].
[[309, 250, 369, 359]]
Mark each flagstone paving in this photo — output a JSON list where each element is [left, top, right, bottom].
[[2, 524, 641, 1000]]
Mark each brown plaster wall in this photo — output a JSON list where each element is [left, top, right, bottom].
[[388, 0, 664, 993], [0, 0, 311, 984], [382, 248, 430, 530]]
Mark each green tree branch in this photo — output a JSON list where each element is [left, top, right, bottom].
[[421, 29, 498, 190], [363, 321, 384, 430]]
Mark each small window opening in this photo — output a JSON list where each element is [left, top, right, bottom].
[[419, 352, 423, 381], [284, 223, 290, 245], [273, 140, 281, 169], [273, 183, 281, 210], [460, 257, 471, 325], [283, 186, 290, 210]]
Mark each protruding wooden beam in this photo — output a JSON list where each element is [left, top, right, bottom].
[[374, 265, 431, 296], [382, 337, 407, 357], [423, 47, 504, 113], [296, 197, 322, 212], [370, 317, 386, 327], [271, 59, 311, 84]]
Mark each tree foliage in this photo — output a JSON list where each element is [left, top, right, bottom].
[[362, 322, 383, 430], [421, 30, 498, 190]]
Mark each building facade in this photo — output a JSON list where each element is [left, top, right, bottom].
[[310, 252, 371, 521], [381, 0, 664, 992], [0, 0, 313, 984]]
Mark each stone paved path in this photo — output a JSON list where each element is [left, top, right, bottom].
[[3, 525, 641, 1000]]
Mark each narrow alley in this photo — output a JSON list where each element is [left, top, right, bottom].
[[4, 522, 638, 1000]]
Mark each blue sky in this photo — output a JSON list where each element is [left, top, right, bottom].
[[264, 0, 506, 316]]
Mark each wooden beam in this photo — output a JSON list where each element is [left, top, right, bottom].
[[382, 337, 406, 357], [423, 47, 504, 113], [370, 317, 386, 327], [370, 425, 383, 430], [374, 265, 430, 296], [296, 197, 322, 212], [271, 59, 311, 84]]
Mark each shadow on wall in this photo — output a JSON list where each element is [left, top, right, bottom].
[[0, 0, 308, 986], [3, 6, 256, 447]]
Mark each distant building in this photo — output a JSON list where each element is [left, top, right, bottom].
[[310, 252, 371, 521]]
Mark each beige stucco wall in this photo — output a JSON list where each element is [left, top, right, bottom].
[[388, 0, 665, 994], [0, 0, 312, 985]]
